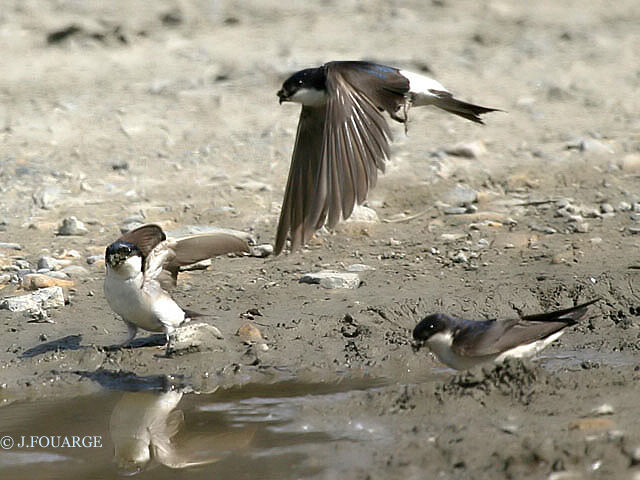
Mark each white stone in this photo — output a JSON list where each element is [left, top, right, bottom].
[[0, 286, 65, 312], [445, 140, 487, 159], [346, 264, 375, 272], [169, 322, 224, 352], [346, 205, 379, 223], [300, 271, 361, 289], [249, 244, 273, 258], [57, 216, 88, 236]]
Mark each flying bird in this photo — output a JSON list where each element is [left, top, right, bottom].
[[275, 60, 498, 254], [412, 299, 599, 370], [103, 224, 250, 354]]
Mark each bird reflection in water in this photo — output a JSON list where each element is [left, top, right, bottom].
[[109, 389, 255, 475]]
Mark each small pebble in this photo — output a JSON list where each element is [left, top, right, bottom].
[[87, 255, 103, 265], [0, 242, 22, 250], [618, 201, 632, 212], [346, 205, 379, 223], [620, 153, 640, 172], [579, 138, 613, 154], [443, 185, 478, 205], [249, 244, 273, 258], [573, 222, 590, 233], [600, 203, 614, 214], [61, 265, 89, 277], [37, 256, 71, 271], [169, 322, 224, 353], [568, 417, 615, 431], [445, 140, 487, 159], [57, 216, 88, 236], [234, 180, 272, 192], [236, 323, 268, 351], [444, 207, 468, 215], [47, 271, 70, 279], [21, 274, 74, 290], [346, 264, 375, 272], [451, 251, 468, 263], [591, 404, 615, 416]]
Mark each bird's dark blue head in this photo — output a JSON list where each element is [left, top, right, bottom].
[[277, 67, 326, 104], [105, 240, 142, 268], [412, 313, 451, 344]]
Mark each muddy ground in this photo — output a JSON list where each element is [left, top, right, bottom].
[[1, 1, 640, 478]]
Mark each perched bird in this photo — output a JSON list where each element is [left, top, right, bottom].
[[103, 224, 250, 354], [275, 60, 498, 254], [412, 299, 599, 370]]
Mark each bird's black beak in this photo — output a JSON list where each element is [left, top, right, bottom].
[[277, 89, 287, 104], [411, 339, 424, 353]]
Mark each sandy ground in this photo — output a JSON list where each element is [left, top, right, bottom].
[[1, 0, 640, 478]]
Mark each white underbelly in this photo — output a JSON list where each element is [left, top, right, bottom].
[[104, 275, 164, 332]]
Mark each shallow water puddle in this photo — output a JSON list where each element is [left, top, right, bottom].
[[537, 348, 636, 370], [0, 378, 390, 479]]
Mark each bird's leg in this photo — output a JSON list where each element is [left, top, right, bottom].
[[402, 100, 411, 135], [390, 99, 412, 135], [164, 329, 174, 357], [120, 321, 138, 348]]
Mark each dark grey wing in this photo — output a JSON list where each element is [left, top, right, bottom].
[[274, 62, 408, 255], [118, 224, 166, 258], [451, 318, 563, 357], [333, 61, 410, 115], [275, 105, 327, 255], [520, 299, 598, 323], [452, 300, 598, 357]]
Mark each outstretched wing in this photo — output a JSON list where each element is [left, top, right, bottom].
[[144, 232, 250, 290], [274, 61, 409, 254]]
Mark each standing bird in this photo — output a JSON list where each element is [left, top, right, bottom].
[[103, 224, 250, 354], [412, 299, 599, 370], [275, 60, 498, 254]]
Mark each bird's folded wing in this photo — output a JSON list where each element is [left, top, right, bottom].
[[452, 317, 568, 357], [520, 299, 598, 323]]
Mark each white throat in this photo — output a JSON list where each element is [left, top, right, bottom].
[[289, 87, 327, 107], [107, 255, 143, 280], [426, 331, 489, 371]]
